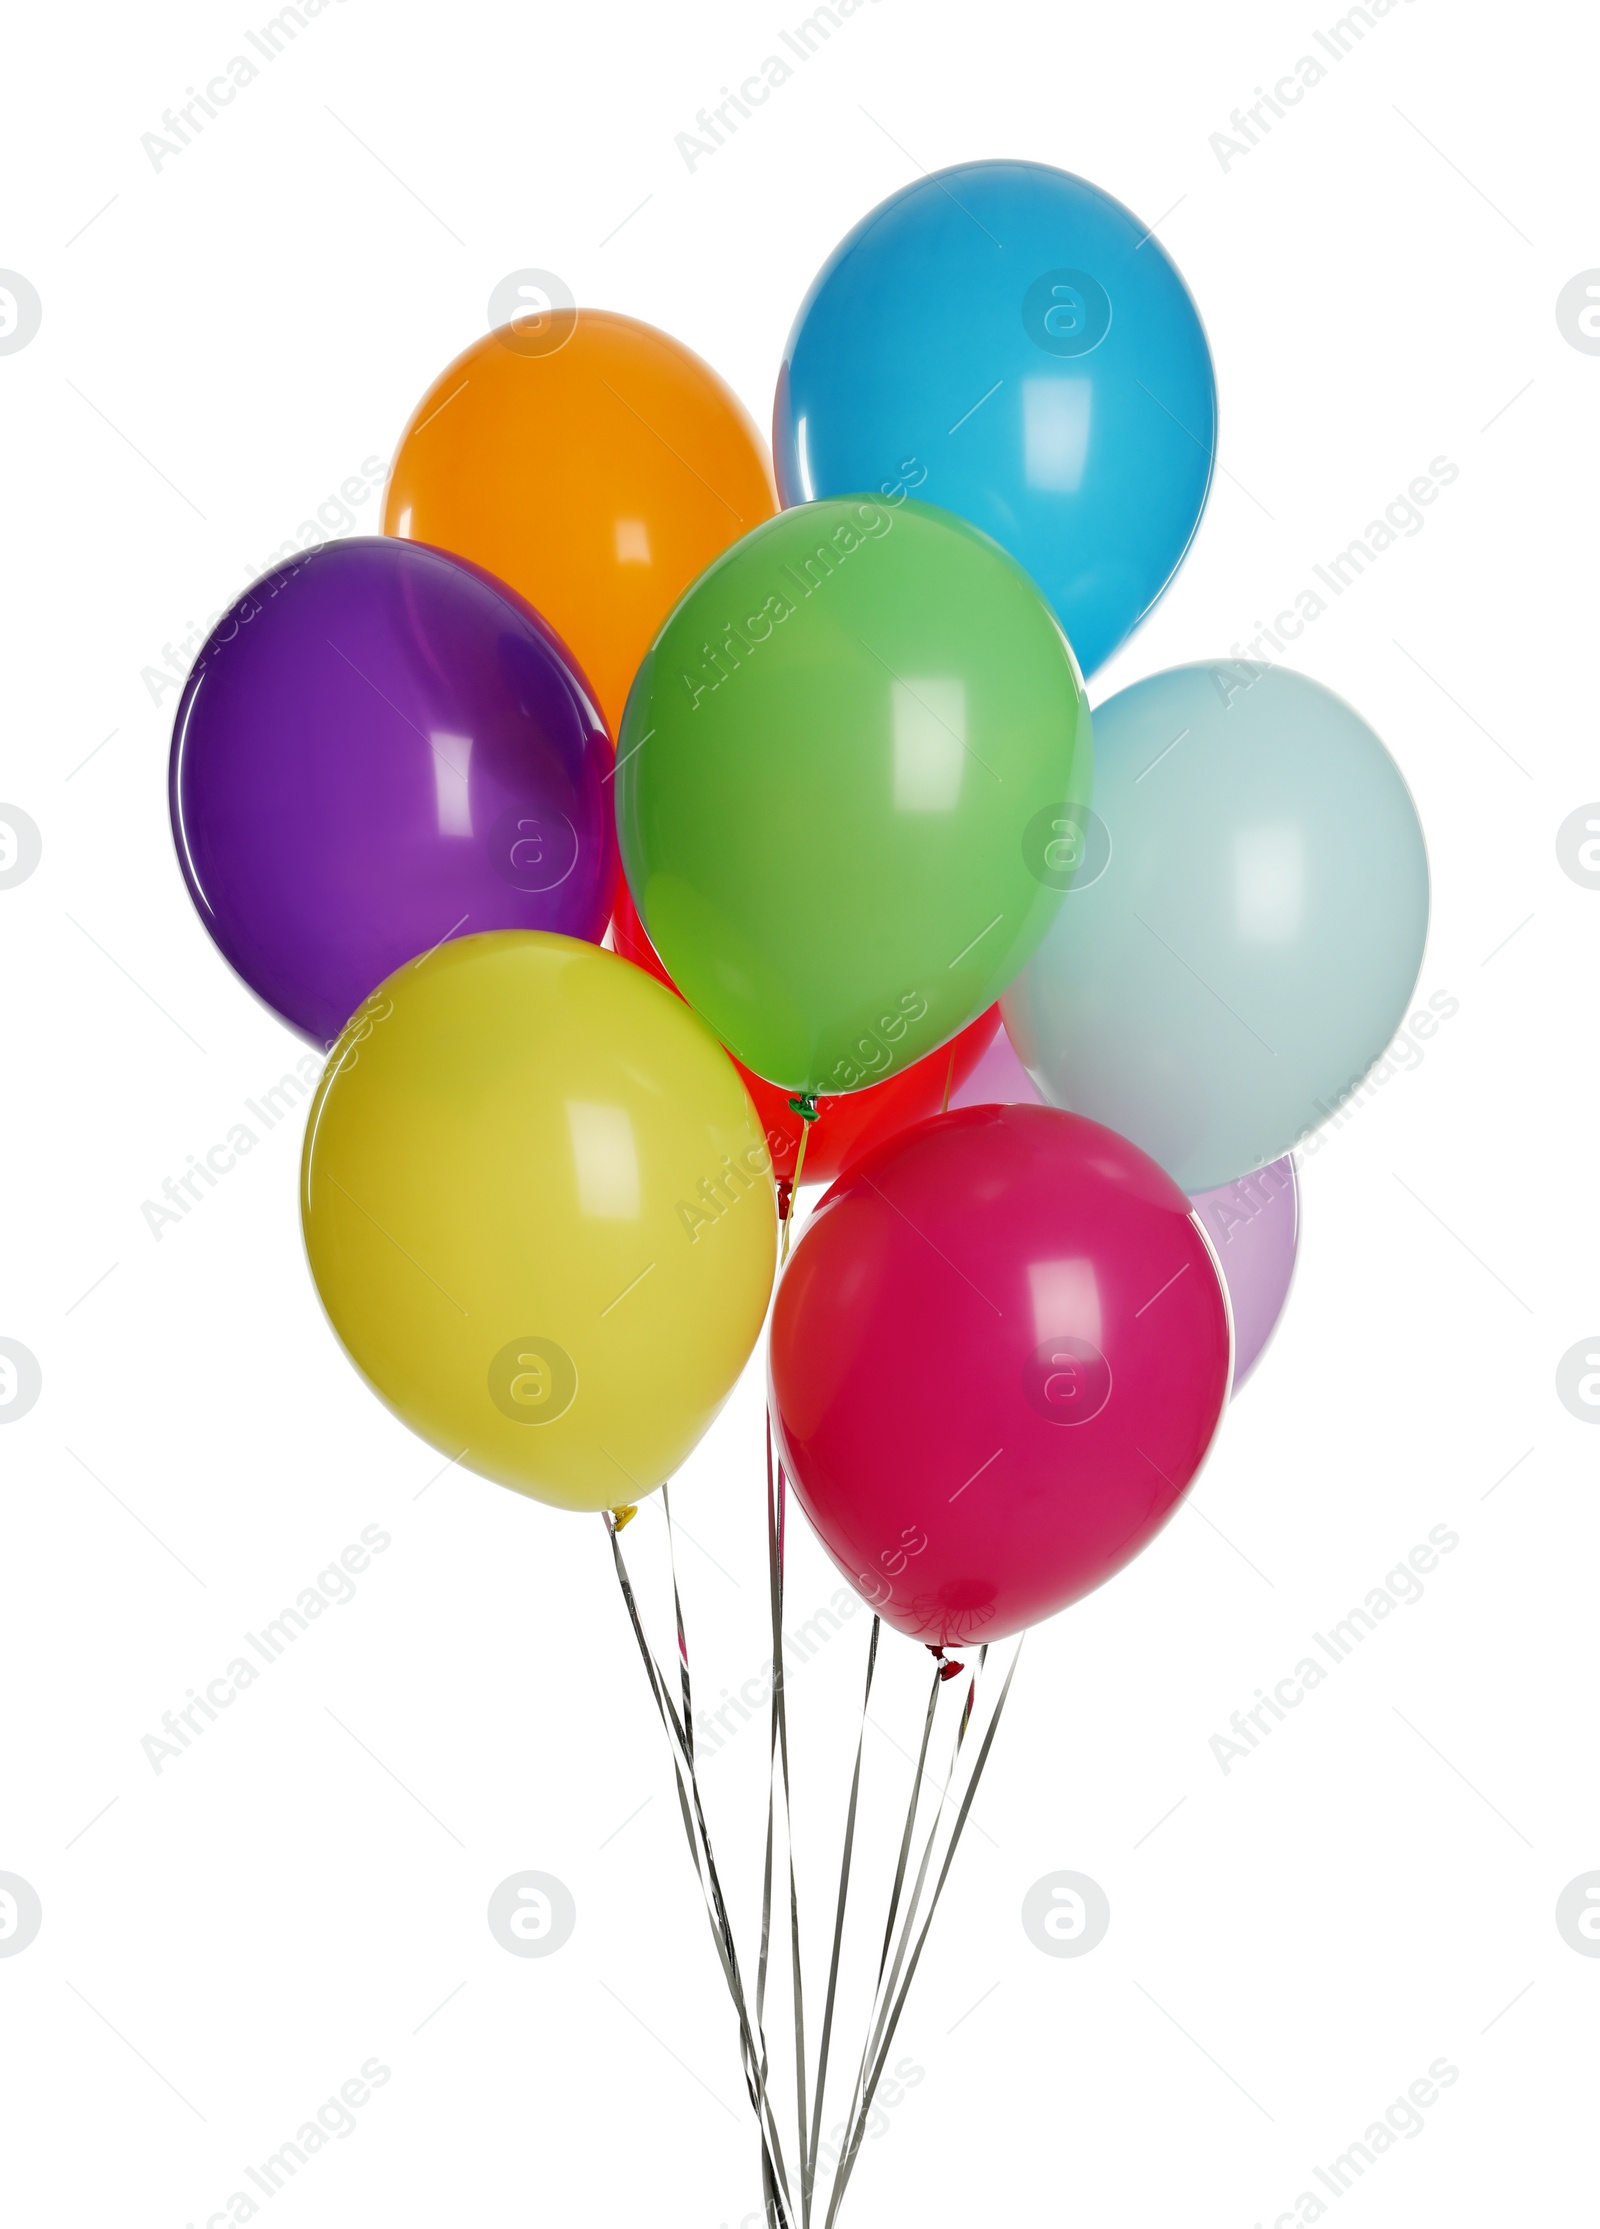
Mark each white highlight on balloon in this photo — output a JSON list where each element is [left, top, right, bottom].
[[430, 731, 474, 837], [566, 1102, 642, 1220], [1232, 823, 1305, 943], [1022, 378, 1091, 493], [892, 678, 966, 812], [1028, 1256, 1103, 1347]]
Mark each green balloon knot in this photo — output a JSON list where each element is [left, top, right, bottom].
[[787, 1094, 821, 1123]]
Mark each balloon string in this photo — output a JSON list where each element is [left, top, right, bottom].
[[760, 1422, 1015, 2226], [941, 1048, 955, 1114], [874, 1671, 944, 1996], [781, 1095, 818, 1265], [824, 1639, 1022, 2229], [762, 1427, 811, 2221], [674, 1475, 805, 2224], [603, 1506, 797, 2223], [803, 1598, 880, 2212], [606, 1422, 1017, 2229], [823, 1659, 944, 2219]]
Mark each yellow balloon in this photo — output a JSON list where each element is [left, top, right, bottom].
[[301, 933, 776, 1512]]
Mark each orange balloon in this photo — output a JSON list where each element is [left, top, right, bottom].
[[383, 310, 777, 734]]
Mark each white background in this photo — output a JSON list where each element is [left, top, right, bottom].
[[2, 0, 1596, 2222]]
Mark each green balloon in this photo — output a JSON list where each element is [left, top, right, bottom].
[[615, 497, 1092, 1095]]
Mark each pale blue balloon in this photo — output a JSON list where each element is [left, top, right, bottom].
[[1002, 663, 1429, 1191]]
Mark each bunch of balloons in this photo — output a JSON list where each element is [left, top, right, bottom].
[[170, 158, 1426, 1643], [169, 159, 1426, 1623]]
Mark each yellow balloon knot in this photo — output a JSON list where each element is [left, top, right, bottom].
[[610, 1503, 639, 1532]]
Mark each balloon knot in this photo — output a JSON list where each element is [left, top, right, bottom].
[[776, 1178, 794, 1224], [609, 1504, 639, 1532], [787, 1094, 820, 1123], [930, 1646, 966, 1681]]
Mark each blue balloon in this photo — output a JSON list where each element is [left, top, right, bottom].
[[1002, 664, 1430, 1192], [774, 161, 1217, 677]]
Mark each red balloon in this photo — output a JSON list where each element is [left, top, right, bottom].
[[769, 1105, 1231, 1647], [611, 885, 999, 1190]]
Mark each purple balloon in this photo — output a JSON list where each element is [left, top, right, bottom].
[[952, 1020, 1299, 1392], [169, 537, 617, 1045], [1189, 1158, 1299, 1390], [949, 1021, 1042, 1113]]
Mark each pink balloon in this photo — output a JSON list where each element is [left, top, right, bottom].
[[953, 1021, 1298, 1396], [769, 1105, 1231, 1647]]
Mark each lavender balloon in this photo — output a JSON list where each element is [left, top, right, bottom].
[[949, 1021, 1039, 1114], [952, 1021, 1299, 1391], [169, 537, 617, 1045], [1189, 1158, 1299, 1390]]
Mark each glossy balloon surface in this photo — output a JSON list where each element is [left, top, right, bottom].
[[611, 883, 999, 1186], [384, 310, 778, 733], [1003, 663, 1429, 1191], [774, 161, 1216, 676], [302, 933, 775, 1513], [616, 496, 1090, 1095], [1190, 1157, 1298, 1390], [769, 1105, 1231, 1646], [170, 538, 616, 1046], [953, 1022, 1299, 1392], [947, 1017, 1044, 1115]]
